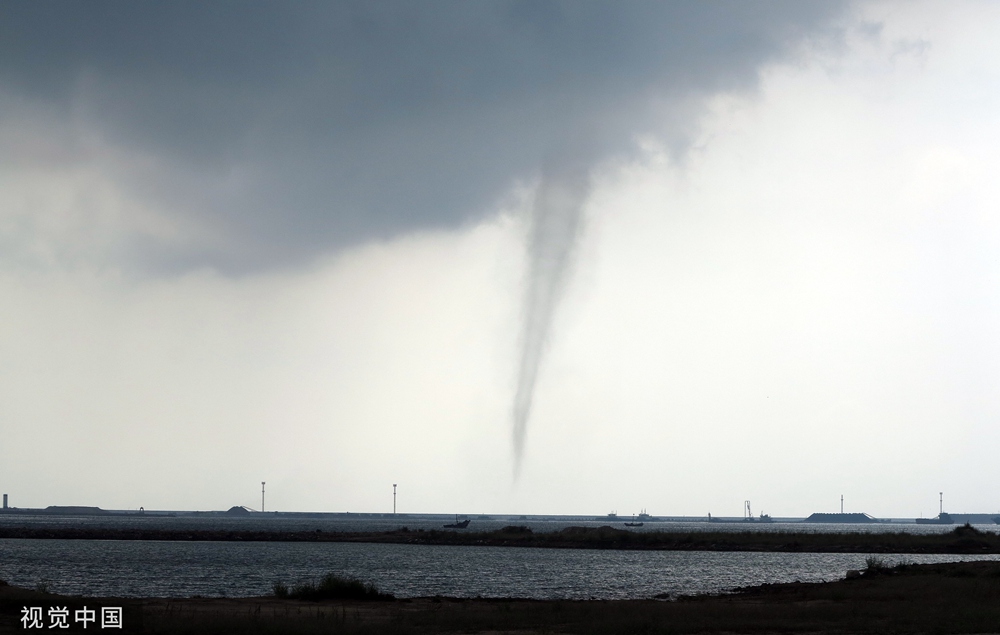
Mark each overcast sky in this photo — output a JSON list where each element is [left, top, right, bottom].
[[2, 1, 999, 518]]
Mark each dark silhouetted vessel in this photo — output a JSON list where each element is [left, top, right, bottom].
[[443, 517, 470, 529], [625, 509, 650, 526]]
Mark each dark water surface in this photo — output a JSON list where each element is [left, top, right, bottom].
[[3, 538, 1000, 600], [3, 514, 998, 599]]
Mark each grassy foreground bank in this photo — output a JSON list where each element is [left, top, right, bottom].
[[3, 523, 1000, 553], [3, 560, 1000, 634]]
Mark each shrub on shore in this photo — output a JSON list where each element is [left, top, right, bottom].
[[273, 574, 393, 601], [952, 523, 982, 537], [864, 555, 892, 575]]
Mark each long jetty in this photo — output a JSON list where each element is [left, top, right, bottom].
[[2, 524, 999, 554]]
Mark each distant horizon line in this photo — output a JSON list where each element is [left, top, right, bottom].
[[2, 504, 998, 523]]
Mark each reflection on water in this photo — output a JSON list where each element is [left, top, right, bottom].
[[2, 538, 999, 600]]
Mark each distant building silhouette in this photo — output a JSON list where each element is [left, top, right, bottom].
[[804, 512, 877, 523]]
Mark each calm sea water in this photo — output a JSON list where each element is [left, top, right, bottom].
[[3, 538, 1000, 600], [3, 515, 998, 599]]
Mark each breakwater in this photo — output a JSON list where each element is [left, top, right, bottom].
[[2, 523, 998, 554]]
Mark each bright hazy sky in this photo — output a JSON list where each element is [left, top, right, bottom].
[[2, 1, 999, 518]]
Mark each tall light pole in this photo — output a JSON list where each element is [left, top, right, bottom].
[[393, 484, 397, 515], [940, 492, 943, 516], [262, 482, 266, 513]]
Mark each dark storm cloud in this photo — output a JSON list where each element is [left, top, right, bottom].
[[0, 1, 847, 272]]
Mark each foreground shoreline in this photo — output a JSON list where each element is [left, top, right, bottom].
[[3, 560, 1000, 634], [2, 523, 999, 553]]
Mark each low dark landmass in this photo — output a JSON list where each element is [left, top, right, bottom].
[[3, 560, 1000, 633], [2, 523, 1000, 553]]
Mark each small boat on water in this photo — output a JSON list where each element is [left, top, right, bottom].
[[915, 512, 954, 525], [743, 501, 773, 523], [624, 511, 644, 527], [443, 516, 470, 529]]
